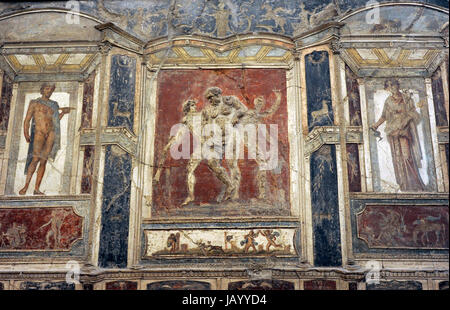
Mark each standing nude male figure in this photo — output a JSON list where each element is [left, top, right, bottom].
[[153, 99, 199, 185], [19, 83, 72, 195]]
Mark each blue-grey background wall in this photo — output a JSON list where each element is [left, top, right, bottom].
[[0, 0, 447, 40]]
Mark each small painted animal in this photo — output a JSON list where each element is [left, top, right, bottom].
[[311, 100, 332, 125], [111, 101, 132, 127], [412, 217, 445, 247], [204, 242, 224, 255]]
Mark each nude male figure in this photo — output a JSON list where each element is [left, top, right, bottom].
[[19, 83, 72, 195], [153, 99, 199, 184]]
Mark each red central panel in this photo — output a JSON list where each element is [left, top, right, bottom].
[[152, 68, 290, 218]]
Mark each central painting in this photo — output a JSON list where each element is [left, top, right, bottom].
[[151, 68, 290, 218]]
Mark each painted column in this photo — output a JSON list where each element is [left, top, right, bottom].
[[358, 78, 373, 192], [97, 52, 137, 268], [304, 50, 334, 131], [303, 48, 342, 267], [0, 69, 5, 195], [0, 69, 3, 98], [287, 53, 306, 263], [89, 44, 111, 266], [333, 53, 353, 266], [0, 82, 18, 195], [309, 144, 342, 266], [141, 69, 158, 220], [69, 81, 84, 195], [425, 78, 445, 192], [128, 60, 146, 266], [438, 62, 449, 125]]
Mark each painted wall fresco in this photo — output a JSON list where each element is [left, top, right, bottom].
[[147, 280, 211, 290], [310, 145, 342, 267], [144, 228, 297, 258], [0, 0, 448, 291], [305, 51, 334, 131], [357, 205, 449, 249], [152, 69, 290, 218], [366, 78, 437, 193], [228, 279, 294, 290], [98, 145, 132, 268], [366, 280, 423, 290], [431, 67, 448, 127], [304, 280, 336, 290], [345, 65, 362, 126], [0, 207, 82, 251], [81, 71, 96, 129], [105, 281, 137, 290], [107, 55, 136, 132], [347, 143, 361, 192]]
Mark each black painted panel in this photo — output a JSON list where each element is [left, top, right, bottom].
[[98, 145, 132, 268], [305, 51, 334, 132], [367, 280, 423, 290], [310, 144, 342, 266], [107, 55, 136, 132]]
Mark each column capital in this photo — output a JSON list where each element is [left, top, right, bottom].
[[99, 41, 113, 55], [329, 39, 343, 55]]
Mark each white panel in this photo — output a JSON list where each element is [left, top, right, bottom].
[[13, 92, 70, 195], [65, 53, 87, 65], [356, 49, 378, 60], [14, 55, 36, 66], [42, 54, 61, 65]]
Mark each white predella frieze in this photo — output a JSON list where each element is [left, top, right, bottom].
[[144, 228, 297, 258]]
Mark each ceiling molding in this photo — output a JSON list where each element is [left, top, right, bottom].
[[5, 53, 96, 74], [0, 7, 103, 23], [339, 1, 449, 22], [145, 35, 294, 66]]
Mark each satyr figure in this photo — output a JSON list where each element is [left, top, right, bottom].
[[19, 83, 72, 195], [39, 209, 70, 249], [238, 90, 281, 200]]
